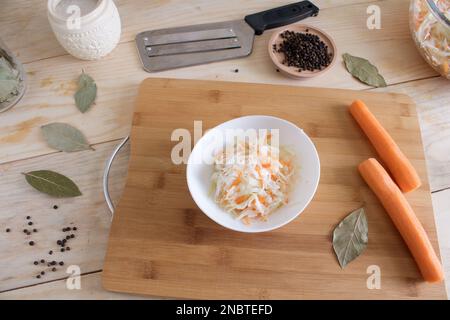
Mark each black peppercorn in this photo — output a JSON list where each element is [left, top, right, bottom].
[[40, 259, 45, 263], [57, 240, 62, 245], [275, 30, 332, 73], [52, 267, 57, 272], [59, 261, 64, 266], [73, 227, 77, 231], [49, 250, 53, 255], [33, 229, 37, 233], [40, 271, 45, 275], [60, 248, 65, 252], [29, 241, 35, 246], [23, 229, 28, 233], [26, 216, 31, 220], [28, 222, 33, 226], [5, 228, 10, 232], [33, 261, 38, 265], [53, 205, 58, 210], [66, 247, 70, 251], [66, 235, 71, 240], [36, 275, 41, 279], [70, 234, 75, 239]]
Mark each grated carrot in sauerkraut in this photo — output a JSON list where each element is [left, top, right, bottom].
[[211, 135, 295, 224]]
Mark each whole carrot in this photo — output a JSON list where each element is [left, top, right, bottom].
[[359, 158, 444, 283], [350, 100, 421, 193]]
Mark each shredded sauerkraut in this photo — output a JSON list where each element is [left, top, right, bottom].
[[411, 0, 450, 78], [211, 135, 295, 225]]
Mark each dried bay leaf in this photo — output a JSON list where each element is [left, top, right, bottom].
[[343, 53, 387, 88], [23, 170, 82, 198], [0, 56, 20, 103], [41, 122, 94, 152], [74, 71, 97, 113], [333, 207, 368, 268]]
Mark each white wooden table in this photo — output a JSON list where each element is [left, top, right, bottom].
[[0, 0, 449, 299]]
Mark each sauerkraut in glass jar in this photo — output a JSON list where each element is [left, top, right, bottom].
[[410, 0, 450, 79]]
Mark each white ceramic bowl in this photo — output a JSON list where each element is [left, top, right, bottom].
[[186, 115, 320, 233]]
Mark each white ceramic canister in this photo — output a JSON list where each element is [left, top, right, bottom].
[[47, 0, 121, 60]]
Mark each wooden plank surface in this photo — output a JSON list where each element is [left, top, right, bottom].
[[0, 0, 449, 299], [0, 0, 438, 164], [0, 140, 129, 292], [0, 0, 398, 64], [102, 79, 446, 299], [432, 190, 450, 294], [373, 78, 450, 192], [2, 185, 449, 299], [0, 272, 153, 300]]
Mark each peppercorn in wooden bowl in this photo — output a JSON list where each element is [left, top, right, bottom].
[[268, 25, 337, 79]]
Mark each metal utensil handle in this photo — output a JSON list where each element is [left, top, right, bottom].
[[103, 136, 130, 216]]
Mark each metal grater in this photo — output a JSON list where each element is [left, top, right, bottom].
[[136, 1, 319, 72]]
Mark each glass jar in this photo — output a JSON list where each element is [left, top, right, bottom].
[[410, 0, 450, 79], [0, 38, 27, 112]]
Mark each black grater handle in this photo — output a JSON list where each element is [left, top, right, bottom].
[[244, 1, 319, 35]]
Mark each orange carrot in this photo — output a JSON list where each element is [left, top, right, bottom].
[[258, 195, 267, 206], [358, 158, 444, 283], [231, 176, 241, 187], [235, 195, 249, 204], [280, 159, 291, 167], [255, 165, 264, 187], [349, 100, 421, 193]]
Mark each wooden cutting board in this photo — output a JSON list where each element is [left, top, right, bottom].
[[102, 78, 446, 299]]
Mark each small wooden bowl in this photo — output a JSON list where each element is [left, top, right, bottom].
[[268, 25, 337, 79]]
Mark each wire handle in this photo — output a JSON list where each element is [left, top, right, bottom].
[[103, 136, 130, 216]]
